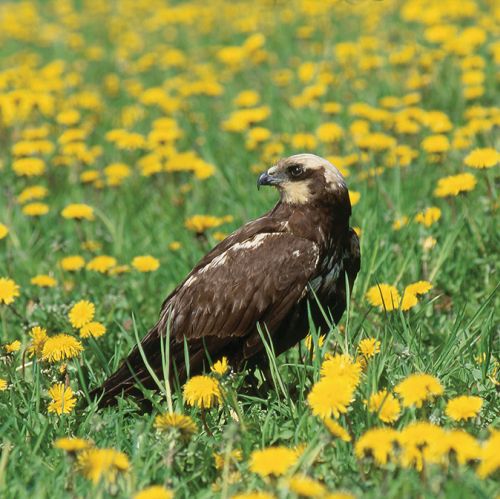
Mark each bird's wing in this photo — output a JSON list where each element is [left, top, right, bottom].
[[158, 214, 286, 311], [154, 232, 320, 350]]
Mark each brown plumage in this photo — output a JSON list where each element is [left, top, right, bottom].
[[90, 153, 360, 407]]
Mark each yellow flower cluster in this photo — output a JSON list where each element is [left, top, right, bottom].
[[308, 354, 362, 419], [0, 0, 497, 495], [68, 300, 106, 339], [365, 281, 433, 311], [355, 421, 496, 477]]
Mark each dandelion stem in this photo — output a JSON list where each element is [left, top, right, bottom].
[[200, 409, 212, 436]]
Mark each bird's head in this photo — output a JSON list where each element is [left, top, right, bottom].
[[257, 153, 347, 205]]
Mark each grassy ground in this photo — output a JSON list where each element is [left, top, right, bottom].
[[0, 0, 498, 497]]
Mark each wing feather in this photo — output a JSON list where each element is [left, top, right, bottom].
[[162, 232, 319, 348]]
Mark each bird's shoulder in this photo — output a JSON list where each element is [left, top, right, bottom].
[[192, 213, 288, 272]]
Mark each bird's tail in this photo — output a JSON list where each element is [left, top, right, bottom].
[[88, 323, 169, 408], [88, 323, 228, 409]]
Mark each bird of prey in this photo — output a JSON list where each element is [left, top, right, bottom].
[[90, 153, 360, 407]]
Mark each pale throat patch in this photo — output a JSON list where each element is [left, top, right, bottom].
[[280, 180, 312, 204]]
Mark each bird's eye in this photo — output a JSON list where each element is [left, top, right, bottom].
[[288, 165, 303, 177]]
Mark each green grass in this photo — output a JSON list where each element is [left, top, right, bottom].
[[0, 0, 499, 498]]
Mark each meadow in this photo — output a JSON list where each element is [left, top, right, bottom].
[[0, 0, 499, 497]]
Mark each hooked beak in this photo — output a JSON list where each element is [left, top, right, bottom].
[[257, 172, 272, 190], [257, 171, 285, 190]]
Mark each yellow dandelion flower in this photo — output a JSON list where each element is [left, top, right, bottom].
[[316, 122, 344, 143], [320, 354, 362, 386], [322, 101, 342, 114], [27, 326, 48, 357], [320, 353, 362, 387], [354, 427, 399, 465], [477, 429, 500, 478], [400, 291, 418, 311], [368, 390, 401, 423], [291, 133, 318, 150], [109, 265, 130, 275], [12, 157, 46, 177], [79, 321, 106, 339], [54, 437, 93, 453], [154, 412, 197, 437], [69, 300, 95, 328], [358, 338, 381, 358], [0, 223, 8, 240], [86, 255, 117, 273], [132, 255, 160, 272], [81, 240, 102, 252], [438, 430, 481, 465], [287, 474, 326, 497], [81, 170, 100, 183], [183, 375, 222, 409], [405, 281, 433, 296], [234, 90, 260, 107], [349, 191, 361, 206], [0, 277, 20, 305], [22, 202, 49, 216], [48, 383, 77, 415], [211, 357, 230, 376], [61, 203, 94, 221], [308, 376, 355, 419], [356, 132, 396, 152], [134, 485, 174, 499], [30, 275, 57, 288], [249, 446, 299, 477], [400, 281, 432, 311], [415, 207, 441, 227], [77, 447, 130, 484], [4, 340, 21, 353], [17, 185, 48, 204], [42, 334, 84, 362], [392, 216, 408, 231], [185, 215, 227, 233], [323, 419, 351, 442], [213, 449, 243, 470], [434, 173, 477, 197], [464, 148, 499, 169], [0, 378, 8, 391], [445, 395, 483, 421], [324, 492, 356, 499], [116, 132, 145, 150], [169, 241, 182, 251], [213, 231, 227, 242], [60, 255, 86, 271], [365, 284, 400, 311], [104, 163, 131, 181], [421, 134, 450, 154], [231, 493, 276, 499], [398, 421, 445, 469], [57, 109, 81, 126], [394, 373, 444, 408], [246, 127, 271, 149]]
